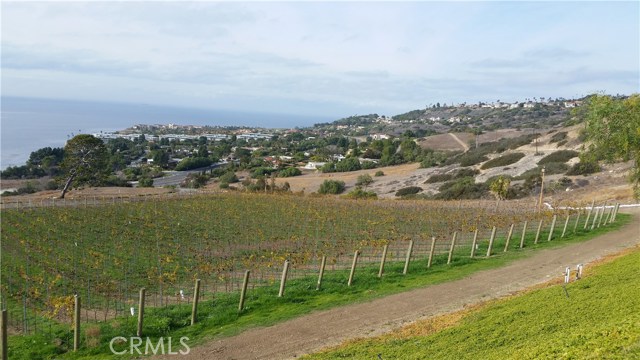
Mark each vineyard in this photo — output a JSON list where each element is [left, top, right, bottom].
[[0, 192, 621, 358]]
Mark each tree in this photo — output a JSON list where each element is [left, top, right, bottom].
[[59, 134, 110, 198], [318, 180, 346, 194], [579, 94, 640, 198], [489, 176, 511, 201]]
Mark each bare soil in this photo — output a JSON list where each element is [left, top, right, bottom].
[[156, 209, 640, 360]]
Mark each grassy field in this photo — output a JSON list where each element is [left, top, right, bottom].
[[306, 245, 640, 359]]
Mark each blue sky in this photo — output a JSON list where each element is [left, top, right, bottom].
[[2, 1, 639, 118]]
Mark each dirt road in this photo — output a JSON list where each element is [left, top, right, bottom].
[[448, 132, 470, 152], [159, 211, 640, 360]]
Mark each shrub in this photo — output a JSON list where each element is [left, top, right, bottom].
[[538, 150, 579, 165], [278, 167, 302, 177], [355, 174, 374, 188], [343, 188, 377, 199], [454, 167, 479, 178], [251, 167, 276, 179], [334, 157, 361, 172], [549, 131, 568, 143], [480, 153, 525, 169], [318, 180, 346, 194], [459, 153, 489, 167], [219, 182, 230, 189], [219, 171, 239, 183], [425, 173, 453, 183], [175, 157, 213, 171], [374, 170, 385, 177], [542, 162, 569, 175], [435, 177, 488, 200], [138, 177, 154, 187], [566, 161, 601, 176], [395, 186, 423, 197]]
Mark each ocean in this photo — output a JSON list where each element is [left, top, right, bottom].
[[0, 97, 331, 169]]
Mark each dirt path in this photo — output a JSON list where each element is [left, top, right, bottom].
[[448, 132, 470, 152], [159, 210, 640, 360]]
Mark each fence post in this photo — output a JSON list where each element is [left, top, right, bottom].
[[191, 279, 200, 325], [73, 295, 80, 351], [427, 237, 436, 268], [603, 206, 613, 225], [611, 203, 620, 223], [597, 204, 606, 228], [238, 270, 250, 312], [504, 224, 514, 252], [137, 288, 145, 336], [470, 229, 479, 258], [1, 309, 7, 360], [534, 220, 543, 244], [547, 215, 557, 241], [278, 261, 290, 297], [486, 227, 496, 257], [447, 232, 457, 264], [584, 200, 595, 229], [591, 207, 599, 230], [561, 214, 570, 238], [347, 251, 360, 286], [403, 240, 414, 274], [316, 256, 326, 290], [520, 221, 528, 249], [378, 245, 388, 278]]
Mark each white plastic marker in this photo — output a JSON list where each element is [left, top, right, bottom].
[[564, 267, 571, 283], [180, 290, 185, 300], [130, 307, 135, 316], [576, 264, 584, 280]]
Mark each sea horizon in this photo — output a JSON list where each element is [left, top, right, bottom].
[[0, 96, 333, 169]]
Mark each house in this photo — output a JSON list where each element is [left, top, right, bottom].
[[304, 162, 326, 170], [371, 134, 390, 140]]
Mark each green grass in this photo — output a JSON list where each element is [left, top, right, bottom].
[[306, 230, 640, 359], [6, 214, 630, 359]]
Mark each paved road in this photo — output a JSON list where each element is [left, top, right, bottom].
[[156, 210, 640, 360], [152, 163, 222, 187]]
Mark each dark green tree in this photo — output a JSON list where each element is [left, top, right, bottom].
[[59, 134, 110, 198]]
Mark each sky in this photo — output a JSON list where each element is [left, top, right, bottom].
[[2, 1, 639, 118]]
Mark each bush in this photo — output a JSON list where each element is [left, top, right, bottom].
[[181, 173, 209, 188], [454, 167, 479, 178], [44, 180, 59, 190], [480, 153, 525, 169], [566, 161, 601, 176], [374, 170, 385, 177], [278, 167, 302, 177], [435, 177, 488, 200], [138, 177, 154, 187], [219, 171, 239, 184], [343, 188, 377, 199], [395, 186, 423, 197], [251, 167, 276, 179], [356, 174, 374, 188], [334, 157, 361, 172], [549, 131, 568, 143], [458, 153, 489, 167], [538, 150, 579, 165], [425, 173, 453, 184], [318, 180, 346, 194], [175, 157, 213, 171]]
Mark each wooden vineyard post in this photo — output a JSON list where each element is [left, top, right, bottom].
[[611, 203, 620, 223], [520, 221, 528, 249], [470, 229, 479, 258], [597, 204, 606, 228], [584, 200, 595, 229], [534, 220, 543, 244], [403, 241, 414, 274], [1, 309, 7, 360], [238, 270, 250, 312], [316, 256, 326, 290], [547, 215, 557, 241], [73, 295, 80, 351], [191, 279, 201, 325], [504, 224, 514, 252], [573, 211, 581, 233], [278, 260, 290, 297], [561, 214, 570, 238], [427, 237, 436, 268], [347, 251, 360, 286], [603, 206, 613, 225], [591, 207, 599, 230], [447, 232, 457, 265], [137, 288, 145, 336], [486, 227, 496, 257], [378, 245, 389, 278]]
